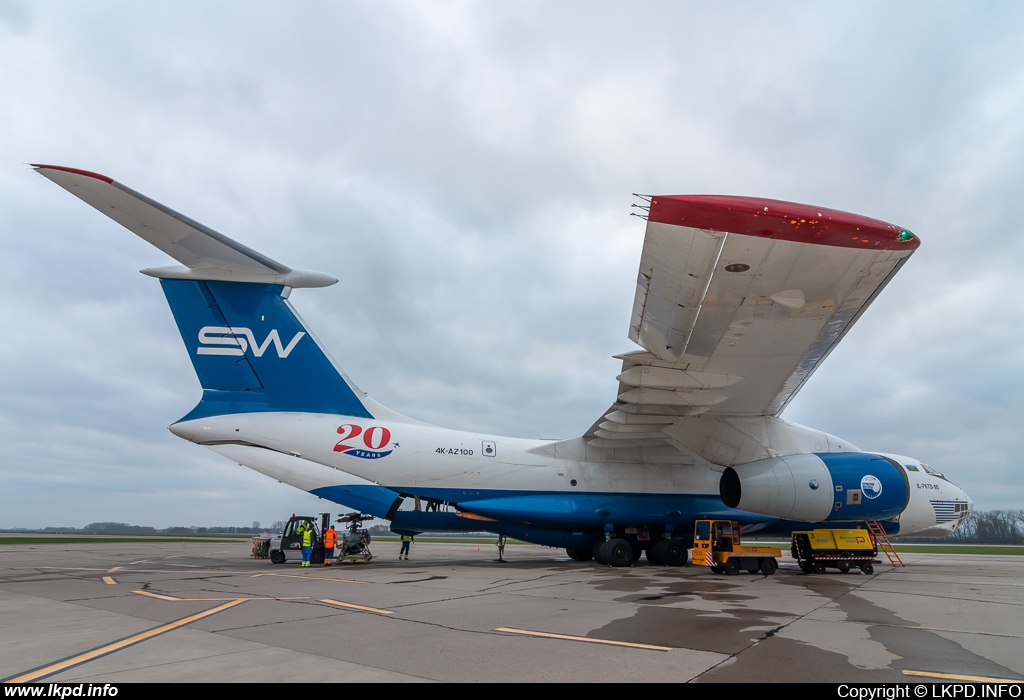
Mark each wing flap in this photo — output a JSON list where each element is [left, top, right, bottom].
[[629, 224, 725, 362]]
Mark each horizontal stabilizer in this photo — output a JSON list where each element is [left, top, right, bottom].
[[33, 165, 336, 288]]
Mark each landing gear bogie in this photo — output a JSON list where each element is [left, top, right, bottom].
[[603, 538, 634, 567]]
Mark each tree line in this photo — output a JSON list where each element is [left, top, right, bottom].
[[941, 510, 1024, 544], [37, 521, 285, 534]]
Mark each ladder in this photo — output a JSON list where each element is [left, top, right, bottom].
[[866, 521, 904, 567]]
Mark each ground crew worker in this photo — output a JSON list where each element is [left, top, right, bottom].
[[400, 534, 413, 560], [299, 522, 313, 567], [324, 525, 337, 566]]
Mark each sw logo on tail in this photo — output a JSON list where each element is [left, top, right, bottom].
[[197, 326, 305, 358]]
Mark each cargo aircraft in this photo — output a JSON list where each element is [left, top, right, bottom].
[[35, 165, 972, 566]]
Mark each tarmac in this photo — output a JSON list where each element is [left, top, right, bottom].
[[2, 540, 1023, 683]]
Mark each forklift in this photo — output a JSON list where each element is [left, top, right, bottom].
[[268, 513, 331, 565], [692, 519, 782, 575]]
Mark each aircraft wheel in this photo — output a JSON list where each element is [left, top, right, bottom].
[[593, 541, 610, 566], [837, 561, 851, 573], [566, 547, 593, 562], [860, 562, 874, 575], [270, 550, 285, 565], [662, 541, 688, 567], [759, 558, 777, 576], [605, 538, 634, 567], [724, 558, 740, 576], [646, 543, 663, 566], [813, 562, 827, 574]]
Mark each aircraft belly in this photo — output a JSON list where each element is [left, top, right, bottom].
[[205, 443, 402, 519]]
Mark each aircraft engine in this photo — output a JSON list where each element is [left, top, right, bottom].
[[719, 452, 909, 522]]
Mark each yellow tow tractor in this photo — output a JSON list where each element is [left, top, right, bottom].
[[693, 519, 782, 576]]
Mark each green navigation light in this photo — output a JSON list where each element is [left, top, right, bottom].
[[898, 229, 914, 242]]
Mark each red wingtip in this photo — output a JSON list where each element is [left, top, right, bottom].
[[648, 195, 919, 251], [32, 164, 114, 184]]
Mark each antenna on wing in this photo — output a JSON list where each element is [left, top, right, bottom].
[[630, 193, 652, 221]]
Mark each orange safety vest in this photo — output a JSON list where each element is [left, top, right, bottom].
[[324, 528, 337, 549]]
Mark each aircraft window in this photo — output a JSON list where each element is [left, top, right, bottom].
[[921, 464, 947, 480]]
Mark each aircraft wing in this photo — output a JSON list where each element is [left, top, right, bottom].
[[32, 165, 335, 288], [589, 194, 919, 445]]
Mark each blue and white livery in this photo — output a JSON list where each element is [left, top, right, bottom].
[[35, 166, 972, 564]]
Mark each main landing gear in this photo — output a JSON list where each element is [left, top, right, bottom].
[[593, 538, 634, 567], [574, 535, 688, 568], [645, 539, 688, 567]]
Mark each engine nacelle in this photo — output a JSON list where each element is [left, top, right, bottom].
[[720, 452, 910, 522]]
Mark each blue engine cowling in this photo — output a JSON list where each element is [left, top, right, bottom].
[[720, 452, 910, 522]]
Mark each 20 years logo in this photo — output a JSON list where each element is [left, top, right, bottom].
[[333, 424, 397, 460]]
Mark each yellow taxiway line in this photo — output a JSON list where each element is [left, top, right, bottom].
[[106, 566, 121, 573], [495, 627, 672, 652], [903, 669, 1022, 683], [101, 576, 116, 585], [132, 590, 308, 602], [5, 599, 247, 683], [320, 598, 393, 615]]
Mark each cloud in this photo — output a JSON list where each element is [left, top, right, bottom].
[[2, 1, 1023, 528]]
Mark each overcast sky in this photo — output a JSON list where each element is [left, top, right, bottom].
[[2, 2, 1022, 529]]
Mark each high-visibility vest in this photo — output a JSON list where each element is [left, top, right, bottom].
[[324, 528, 337, 549], [402, 535, 413, 543], [302, 528, 313, 547]]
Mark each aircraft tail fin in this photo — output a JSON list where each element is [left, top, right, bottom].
[[160, 278, 373, 420], [34, 164, 372, 420]]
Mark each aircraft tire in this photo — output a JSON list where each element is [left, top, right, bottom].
[[594, 541, 610, 566], [646, 543, 664, 566], [661, 541, 687, 567], [605, 538, 633, 567], [270, 550, 285, 565], [566, 547, 593, 562]]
